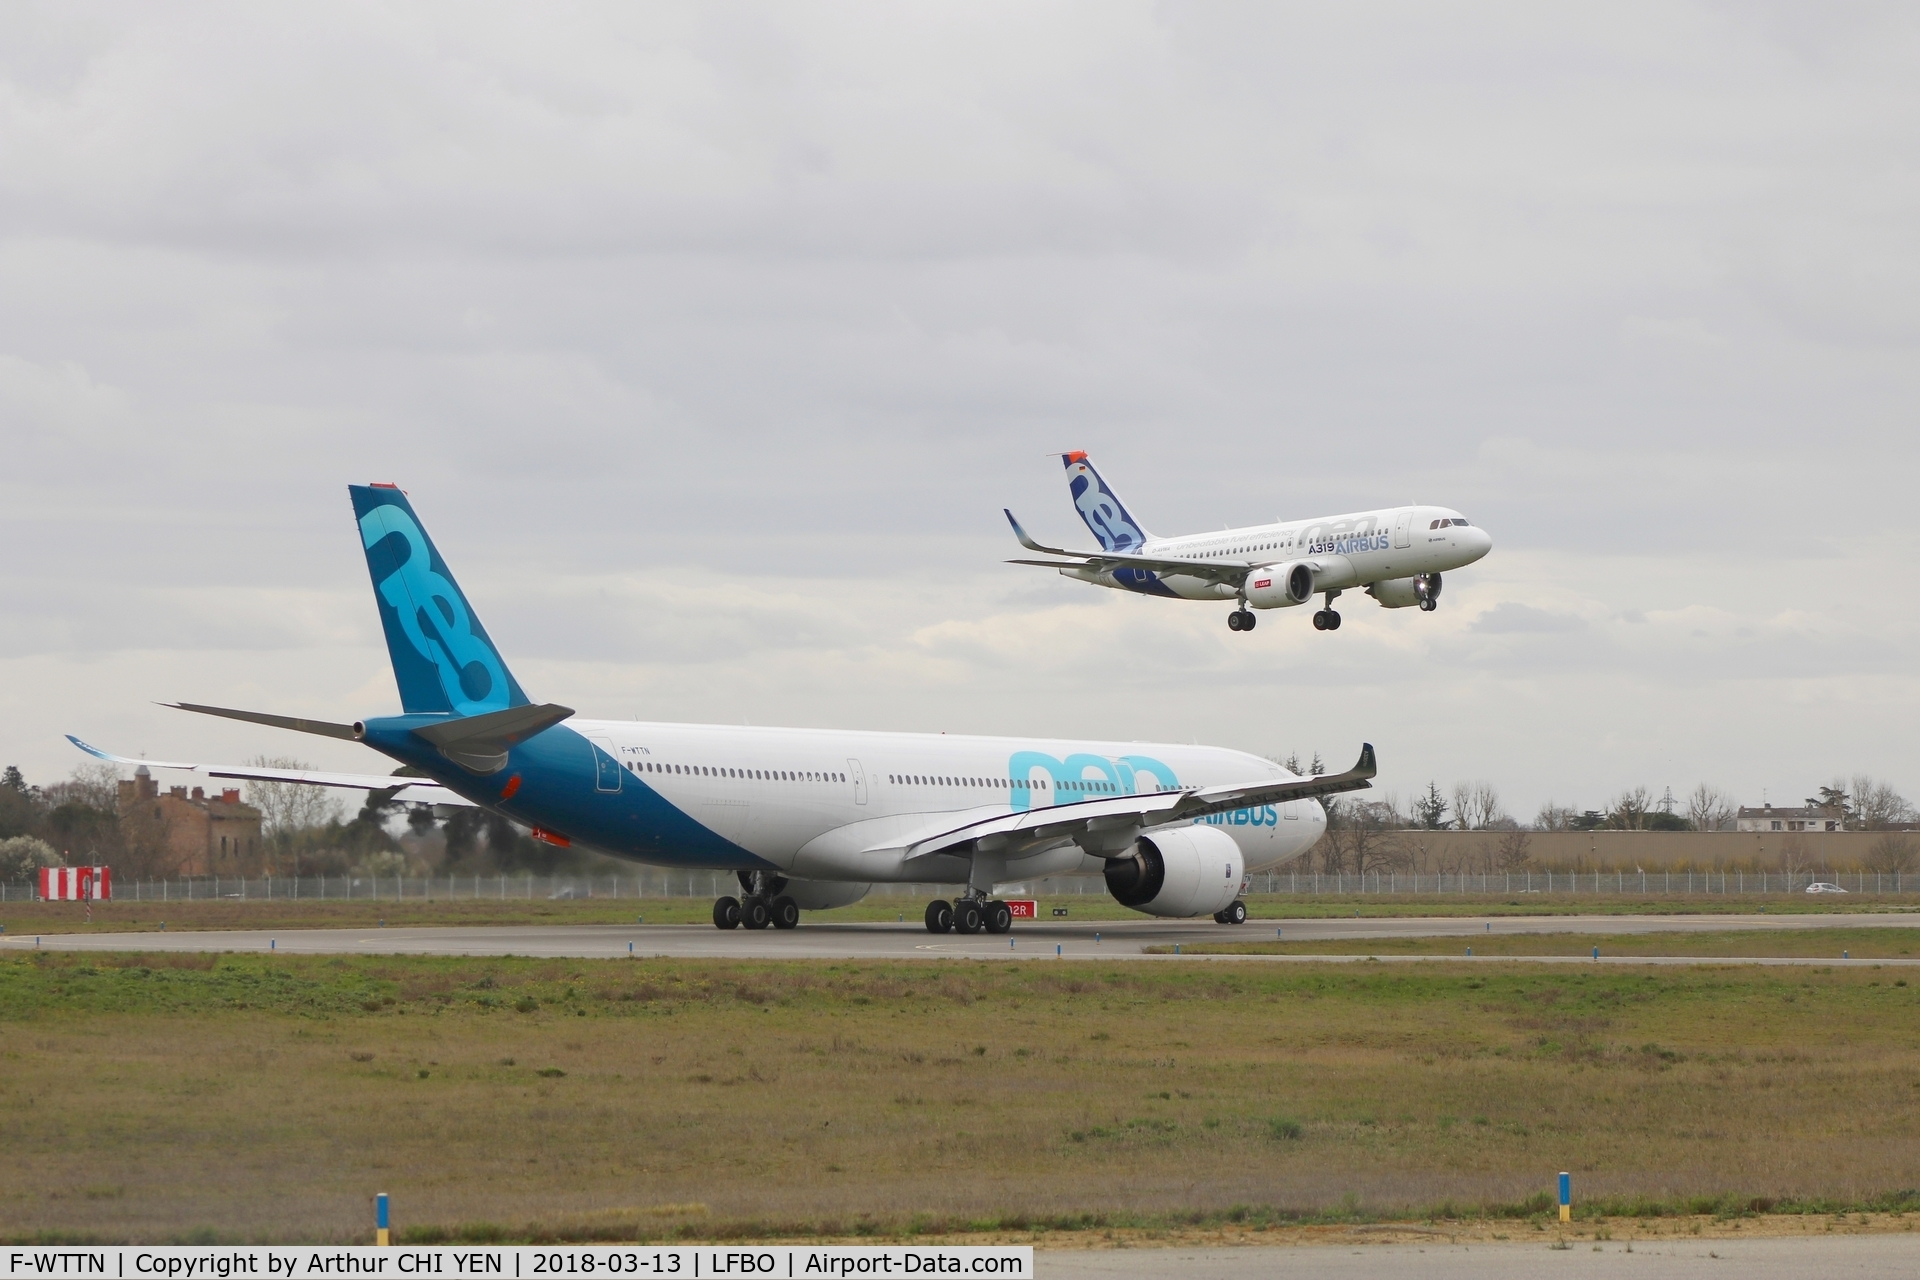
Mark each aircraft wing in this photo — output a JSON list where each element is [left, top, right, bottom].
[[1003, 510, 1252, 583], [901, 744, 1376, 861], [66, 736, 475, 806]]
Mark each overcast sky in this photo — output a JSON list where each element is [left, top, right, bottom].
[[3, 3, 1917, 821]]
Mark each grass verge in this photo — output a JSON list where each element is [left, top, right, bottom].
[[1161, 927, 1920, 959], [3, 951, 1919, 1241]]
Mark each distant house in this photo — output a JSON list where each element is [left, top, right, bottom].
[[1735, 803, 1843, 834], [118, 764, 266, 875]]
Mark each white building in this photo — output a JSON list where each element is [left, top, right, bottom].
[[1735, 804, 1843, 834]]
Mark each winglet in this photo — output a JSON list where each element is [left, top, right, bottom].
[[1354, 742, 1377, 780], [66, 735, 198, 770], [67, 735, 122, 763], [1003, 508, 1052, 554]]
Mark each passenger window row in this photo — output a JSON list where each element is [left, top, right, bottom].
[[888, 774, 1044, 790], [630, 761, 846, 784]]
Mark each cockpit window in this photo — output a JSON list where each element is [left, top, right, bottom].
[[1452, 518, 1470, 526]]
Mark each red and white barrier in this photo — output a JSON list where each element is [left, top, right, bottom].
[[39, 866, 111, 901]]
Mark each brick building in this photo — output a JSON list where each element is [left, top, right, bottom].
[[119, 764, 266, 876]]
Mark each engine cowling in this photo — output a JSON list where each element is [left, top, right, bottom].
[[1366, 572, 1441, 609], [1103, 826, 1245, 918], [1245, 561, 1314, 609]]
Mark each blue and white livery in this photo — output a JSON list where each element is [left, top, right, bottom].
[[69, 484, 1376, 933], [1008, 451, 1493, 633]]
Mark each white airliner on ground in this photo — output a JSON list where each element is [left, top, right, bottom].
[[71, 485, 1376, 934], [1006, 452, 1492, 632]]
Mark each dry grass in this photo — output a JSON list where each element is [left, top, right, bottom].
[[1174, 927, 1920, 959], [3, 892, 1909, 936], [2, 953, 1919, 1243]]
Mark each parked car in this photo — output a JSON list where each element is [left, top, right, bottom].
[[1805, 882, 1849, 894]]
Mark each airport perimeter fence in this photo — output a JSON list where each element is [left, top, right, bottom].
[[3, 868, 1918, 903]]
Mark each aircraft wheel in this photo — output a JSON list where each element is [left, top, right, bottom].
[[742, 898, 772, 930], [712, 896, 742, 930], [1312, 611, 1328, 631], [1419, 598, 1437, 612], [1238, 610, 1256, 631], [1211, 909, 1228, 924], [954, 899, 984, 934], [771, 895, 800, 930], [1326, 610, 1342, 630], [1227, 611, 1244, 632], [1225, 900, 1247, 925], [985, 901, 1013, 934], [925, 900, 954, 934]]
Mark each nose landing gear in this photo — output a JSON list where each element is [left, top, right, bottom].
[[1212, 900, 1248, 925]]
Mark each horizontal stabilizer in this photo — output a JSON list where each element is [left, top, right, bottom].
[[166, 702, 360, 740], [411, 702, 574, 774]]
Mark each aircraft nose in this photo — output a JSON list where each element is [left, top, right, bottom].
[[1466, 526, 1493, 561]]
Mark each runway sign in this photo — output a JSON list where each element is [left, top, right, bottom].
[[39, 866, 111, 901], [1005, 899, 1037, 919]]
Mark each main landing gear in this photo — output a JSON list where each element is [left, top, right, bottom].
[[712, 872, 799, 931], [1227, 608, 1257, 632], [1212, 900, 1248, 925], [1312, 589, 1343, 631], [925, 897, 1014, 935]]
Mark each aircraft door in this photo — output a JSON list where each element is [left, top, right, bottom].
[[588, 736, 622, 793], [1394, 509, 1413, 549], [847, 758, 868, 805]]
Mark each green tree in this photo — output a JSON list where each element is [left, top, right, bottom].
[[1413, 782, 1449, 830]]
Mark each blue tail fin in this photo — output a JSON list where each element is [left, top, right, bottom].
[[1062, 451, 1153, 551], [349, 485, 530, 717]]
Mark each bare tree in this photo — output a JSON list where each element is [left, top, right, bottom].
[[44, 762, 121, 812], [1776, 834, 1813, 881], [1609, 786, 1654, 830], [244, 756, 344, 836], [1534, 802, 1577, 832], [1850, 776, 1916, 831], [1864, 834, 1917, 875], [1495, 828, 1534, 871], [1448, 782, 1504, 830], [1686, 784, 1735, 834]]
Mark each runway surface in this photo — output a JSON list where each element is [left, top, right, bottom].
[[4, 911, 1916, 963], [1041, 1235, 1919, 1278]]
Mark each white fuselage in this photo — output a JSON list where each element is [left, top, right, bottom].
[[1068, 504, 1491, 603], [570, 719, 1325, 883]]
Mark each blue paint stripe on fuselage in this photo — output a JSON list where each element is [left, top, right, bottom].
[[357, 718, 776, 871], [1113, 567, 1180, 597]]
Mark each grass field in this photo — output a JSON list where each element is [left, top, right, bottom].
[[1169, 927, 1920, 960], [4, 892, 1913, 936], [4, 950, 1920, 1243]]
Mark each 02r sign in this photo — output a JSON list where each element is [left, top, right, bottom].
[[1005, 900, 1037, 919]]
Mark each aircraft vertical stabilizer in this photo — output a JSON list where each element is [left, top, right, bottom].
[[349, 484, 531, 717], [1062, 451, 1154, 551]]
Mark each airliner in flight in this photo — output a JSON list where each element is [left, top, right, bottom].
[[1006, 452, 1492, 632], [71, 485, 1375, 933]]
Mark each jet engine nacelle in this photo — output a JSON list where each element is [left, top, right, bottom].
[[1103, 826, 1245, 918], [1366, 572, 1441, 610], [1245, 561, 1315, 610]]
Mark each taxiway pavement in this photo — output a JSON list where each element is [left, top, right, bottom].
[[3, 911, 1916, 963]]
